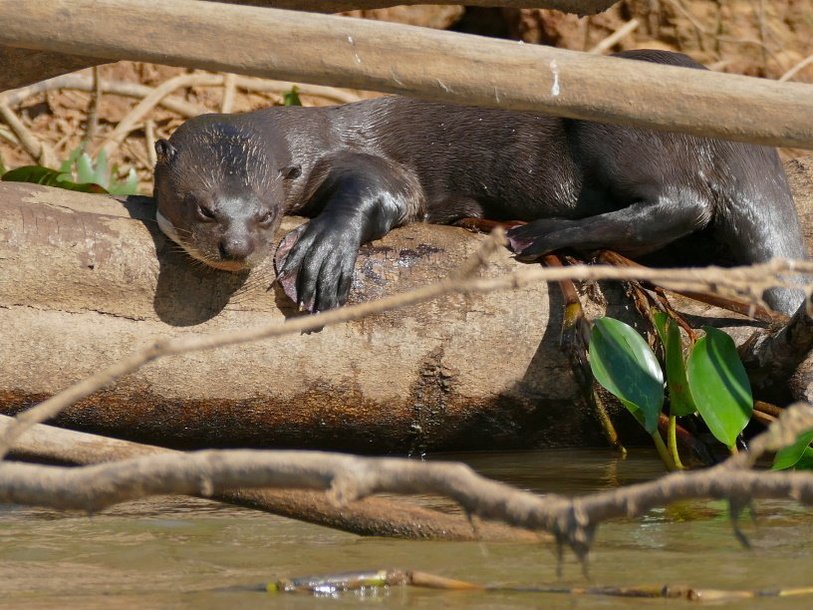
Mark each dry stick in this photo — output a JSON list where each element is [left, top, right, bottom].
[[0, 73, 358, 118], [0, 414, 536, 542], [98, 73, 224, 157], [220, 72, 237, 114], [85, 66, 102, 145], [0, 102, 57, 167], [144, 119, 157, 167], [2, 252, 812, 459], [232, 76, 364, 104], [780, 54, 813, 82], [588, 19, 639, 54], [3, 0, 813, 148], [0, 74, 207, 117], [2, 404, 813, 558], [222, 0, 619, 13]]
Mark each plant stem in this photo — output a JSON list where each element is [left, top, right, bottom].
[[667, 416, 685, 470], [651, 430, 677, 471]]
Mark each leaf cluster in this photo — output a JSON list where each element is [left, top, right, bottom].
[[589, 314, 811, 470]]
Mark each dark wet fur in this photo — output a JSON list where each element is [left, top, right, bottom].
[[154, 49, 807, 314]]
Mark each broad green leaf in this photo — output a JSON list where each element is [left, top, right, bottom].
[[589, 317, 664, 434], [686, 327, 752, 449], [793, 449, 813, 470], [772, 428, 813, 470], [2, 166, 106, 193], [283, 85, 302, 106], [652, 311, 696, 417]]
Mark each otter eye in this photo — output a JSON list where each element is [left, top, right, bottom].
[[258, 211, 274, 227], [196, 204, 216, 221]]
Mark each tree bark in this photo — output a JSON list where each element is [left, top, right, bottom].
[[1, 157, 812, 452], [1, 0, 812, 148], [0, 0, 617, 92]]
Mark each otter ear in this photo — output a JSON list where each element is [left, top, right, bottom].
[[280, 164, 302, 180], [155, 139, 177, 165]]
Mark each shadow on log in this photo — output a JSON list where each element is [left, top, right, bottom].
[[1, 156, 812, 452]]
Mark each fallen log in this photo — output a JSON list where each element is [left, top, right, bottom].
[[2, 1, 813, 148], [0, 1, 618, 92], [1, 157, 812, 452]]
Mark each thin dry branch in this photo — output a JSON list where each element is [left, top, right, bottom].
[[97, 73, 223, 157], [0, 73, 207, 117], [0, 102, 57, 166], [220, 72, 237, 113], [2, 404, 812, 558], [780, 54, 813, 83], [0, 414, 536, 541], [2, 248, 810, 459], [588, 19, 639, 54]]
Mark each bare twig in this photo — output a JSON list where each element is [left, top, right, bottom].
[[144, 119, 157, 167], [0, 102, 57, 167], [780, 54, 813, 83], [588, 19, 639, 54], [220, 72, 237, 113], [85, 66, 102, 144], [97, 73, 224, 157], [0, 413, 536, 542], [2, 404, 812, 559], [0, 73, 208, 118], [233, 76, 364, 104]]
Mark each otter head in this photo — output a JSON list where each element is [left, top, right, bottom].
[[153, 120, 301, 272]]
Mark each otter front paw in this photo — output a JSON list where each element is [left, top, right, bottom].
[[274, 218, 361, 313]]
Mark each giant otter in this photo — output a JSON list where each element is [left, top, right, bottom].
[[154, 49, 807, 315]]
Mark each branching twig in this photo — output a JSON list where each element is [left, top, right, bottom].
[[0, 102, 57, 167], [780, 54, 813, 83], [588, 19, 639, 54], [2, 404, 813, 560], [0, 413, 536, 542], [97, 73, 224, 157], [0, 73, 207, 118]]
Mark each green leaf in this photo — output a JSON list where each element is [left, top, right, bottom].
[[106, 167, 139, 196], [2, 165, 106, 193], [686, 327, 752, 449], [283, 85, 302, 107], [75, 152, 97, 185], [652, 312, 697, 417], [589, 317, 664, 434], [772, 428, 813, 470], [59, 144, 84, 174]]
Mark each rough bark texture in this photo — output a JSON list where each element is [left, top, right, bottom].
[[0, 0, 617, 92], [0, 183, 595, 452], [1, 158, 812, 453], [1, 1, 812, 149]]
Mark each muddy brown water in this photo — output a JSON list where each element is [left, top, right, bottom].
[[2, 449, 812, 609]]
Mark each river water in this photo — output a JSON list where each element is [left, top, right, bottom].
[[1, 449, 812, 609]]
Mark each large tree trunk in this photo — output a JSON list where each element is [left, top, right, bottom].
[[1, 157, 812, 452]]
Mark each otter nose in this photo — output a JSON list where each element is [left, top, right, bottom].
[[218, 236, 253, 261]]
